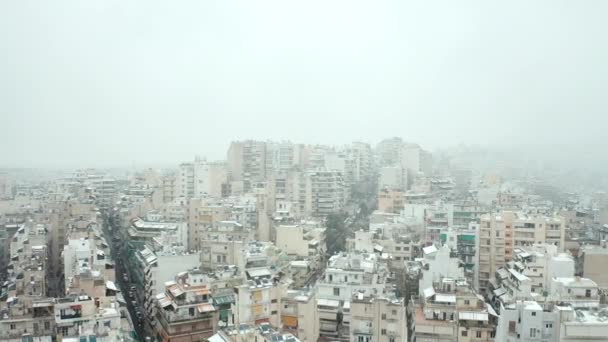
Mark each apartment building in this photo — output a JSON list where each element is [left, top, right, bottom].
[[440, 224, 480, 288], [316, 252, 394, 340], [227, 140, 268, 192], [54, 294, 123, 340], [410, 278, 496, 342], [478, 212, 565, 295], [176, 158, 228, 199], [234, 271, 285, 328], [154, 272, 219, 342], [375, 137, 404, 167], [0, 223, 55, 340], [580, 244, 608, 289], [349, 141, 373, 182], [418, 245, 464, 296], [304, 169, 347, 217], [378, 189, 405, 214], [495, 301, 608, 342], [350, 293, 407, 342], [280, 289, 319, 342]]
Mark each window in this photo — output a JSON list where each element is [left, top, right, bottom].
[[586, 289, 592, 298], [10, 323, 16, 330], [381, 329, 386, 335], [333, 287, 340, 296], [530, 328, 536, 337], [381, 313, 386, 320], [392, 310, 397, 315], [531, 312, 536, 316], [271, 310, 278, 315], [271, 299, 277, 303], [464, 300, 470, 305], [189, 307, 195, 316], [44, 321, 50, 330], [476, 331, 482, 338], [395, 247, 401, 251], [546, 323, 553, 328], [461, 330, 468, 337]]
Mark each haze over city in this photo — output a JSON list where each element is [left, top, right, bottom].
[[2, 1, 608, 168], [2, 2, 608, 342]]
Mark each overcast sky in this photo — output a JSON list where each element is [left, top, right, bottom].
[[1, 1, 607, 167]]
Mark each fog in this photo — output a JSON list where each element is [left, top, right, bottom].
[[1, 1, 607, 168]]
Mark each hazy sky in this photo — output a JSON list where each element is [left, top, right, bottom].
[[1, 1, 607, 167]]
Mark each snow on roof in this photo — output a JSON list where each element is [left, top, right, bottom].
[[459, 311, 488, 321], [434, 294, 456, 303], [207, 334, 227, 342], [247, 268, 272, 278], [423, 287, 436, 298], [486, 303, 498, 316], [423, 245, 438, 255], [524, 301, 543, 311], [508, 268, 529, 282], [317, 299, 340, 308], [493, 287, 507, 297], [105, 280, 118, 292]]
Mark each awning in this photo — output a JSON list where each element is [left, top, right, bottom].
[[195, 288, 210, 296], [213, 295, 235, 305], [32, 301, 53, 308], [317, 299, 339, 308], [496, 268, 509, 279], [168, 285, 184, 298], [493, 287, 507, 297], [197, 303, 216, 313], [106, 280, 119, 292]]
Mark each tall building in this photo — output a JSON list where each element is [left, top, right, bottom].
[[227, 140, 267, 192], [478, 212, 565, 295], [376, 137, 404, 167], [349, 141, 373, 182], [175, 159, 228, 199]]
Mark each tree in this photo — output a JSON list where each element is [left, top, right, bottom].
[[325, 212, 348, 255]]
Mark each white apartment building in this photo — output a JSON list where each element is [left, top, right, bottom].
[[316, 252, 393, 340], [419, 245, 464, 296], [176, 158, 228, 199], [495, 301, 608, 342]]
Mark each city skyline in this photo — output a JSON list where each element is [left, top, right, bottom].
[[2, 1, 608, 167]]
